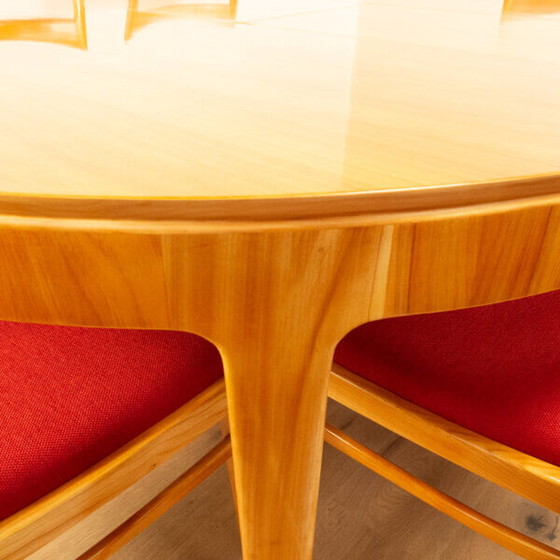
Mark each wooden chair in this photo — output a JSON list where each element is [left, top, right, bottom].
[[327, 255, 560, 556], [0, 323, 229, 560], [502, 0, 560, 17], [0, 0, 87, 49], [125, 0, 238, 40]]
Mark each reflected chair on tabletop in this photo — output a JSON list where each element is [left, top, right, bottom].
[[0, 0, 87, 49], [125, 0, 238, 40], [502, 0, 560, 17], [328, 289, 560, 559]]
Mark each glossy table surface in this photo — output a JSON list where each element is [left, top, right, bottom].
[[1, 0, 559, 203], [3, 5, 560, 560]]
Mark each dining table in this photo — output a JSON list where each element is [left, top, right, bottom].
[[1, 1, 560, 558]]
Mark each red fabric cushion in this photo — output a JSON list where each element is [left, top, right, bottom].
[[0, 322, 223, 521], [335, 290, 560, 466]]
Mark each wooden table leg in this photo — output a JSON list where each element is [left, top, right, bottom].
[[208, 231, 350, 559], [171, 228, 386, 558], [223, 332, 333, 560]]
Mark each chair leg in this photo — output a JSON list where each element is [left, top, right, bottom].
[[329, 364, 560, 514], [325, 424, 560, 560], [220, 417, 239, 522], [77, 437, 231, 560]]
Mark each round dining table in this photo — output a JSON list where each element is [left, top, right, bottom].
[[1, 1, 560, 558]]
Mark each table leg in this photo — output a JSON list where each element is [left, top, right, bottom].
[[171, 228, 383, 558], [224, 334, 332, 560]]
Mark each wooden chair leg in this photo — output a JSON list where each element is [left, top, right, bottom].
[[329, 364, 560, 513], [325, 425, 560, 560], [77, 437, 231, 560], [220, 417, 239, 521], [73, 0, 87, 49], [124, 0, 138, 41]]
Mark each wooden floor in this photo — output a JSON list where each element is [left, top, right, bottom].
[[30, 400, 560, 560]]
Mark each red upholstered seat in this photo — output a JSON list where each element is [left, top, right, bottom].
[[334, 290, 560, 467], [0, 322, 223, 522]]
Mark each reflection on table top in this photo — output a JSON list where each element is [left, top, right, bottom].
[[0, 0, 87, 49], [1, 0, 559, 199]]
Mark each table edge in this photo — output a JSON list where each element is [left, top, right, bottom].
[[0, 173, 559, 223]]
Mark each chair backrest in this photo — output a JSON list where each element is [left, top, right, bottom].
[[125, 0, 238, 40], [503, 0, 560, 16]]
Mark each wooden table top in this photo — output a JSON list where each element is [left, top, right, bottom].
[[1, 0, 559, 212]]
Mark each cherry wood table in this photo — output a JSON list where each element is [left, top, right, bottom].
[[1, 1, 560, 559]]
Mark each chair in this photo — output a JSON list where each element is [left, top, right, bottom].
[[502, 0, 560, 17], [0, 0, 87, 49], [0, 322, 228, 559], [125, 0, 238, 40], [328, 290, 560, 558]]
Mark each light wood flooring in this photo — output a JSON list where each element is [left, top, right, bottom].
[[30, 400, 560, 560]]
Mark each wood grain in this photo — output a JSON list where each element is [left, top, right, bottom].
[[329, 366, 560, 514], [503, 0, 560, 16], [26, 402, 560, 560], [1, 1, 560, 198], [1, 2, 559, 558], [1, 189, 560, 558]]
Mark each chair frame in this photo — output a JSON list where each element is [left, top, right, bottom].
[[0, 0, 87, 49], [125, 0, 238, 40], [327, 364, 560, 559], [502, 0, 560, 17], [0, 379, 228, 559]]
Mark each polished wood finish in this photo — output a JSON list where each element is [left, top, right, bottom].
[[0, 380, 227, 560], [0, 174, 559, 224], [29, 403, 560, 560], [503, 0, 560, 16], [77, 436, 231, 560], [1, 192, 559, 559], [1, 197, 560, 329], [220, 417, 239, 522], [1, 1, 560, 198], [325, 424, 560, 560], [329, 350, 560, 558], [329, 366, 560, 514], [0, 0, 87, 49], [2, 1, 560, 558]]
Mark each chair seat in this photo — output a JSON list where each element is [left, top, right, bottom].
[[0, 322, 223, 522], [334, 290, 560, 467]]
